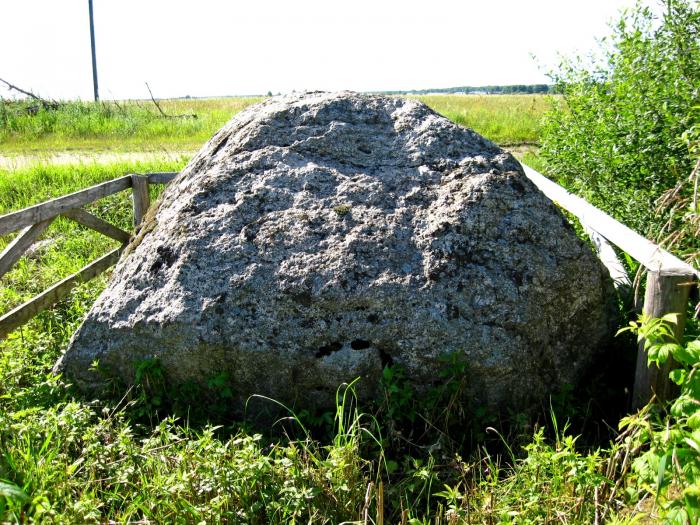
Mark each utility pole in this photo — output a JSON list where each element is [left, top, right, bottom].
[[88, 0, 99, 101]]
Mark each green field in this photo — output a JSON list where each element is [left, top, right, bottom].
[[0, 97, 263, 153], [0, 94, 547, 155], [0, 93, 687, 524]]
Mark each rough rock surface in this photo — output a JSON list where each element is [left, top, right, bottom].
[[56, 91, 616, 417]]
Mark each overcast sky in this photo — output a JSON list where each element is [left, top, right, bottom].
[[0, 0, 639, 100]]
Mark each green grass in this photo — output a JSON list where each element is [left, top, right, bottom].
[[416, 94, 549, 145], [0, 95, 547, 154], [0, 98, 263, 153]]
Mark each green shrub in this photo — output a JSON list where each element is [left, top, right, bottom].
[[618, 314, 700, 522], [540, 0, 699, 264]]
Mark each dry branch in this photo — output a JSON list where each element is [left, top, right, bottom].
[[0, 77, 60, 110], [145, 82, 196, 119]]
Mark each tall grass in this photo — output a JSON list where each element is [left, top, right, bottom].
[[0, 95, 548, 153], [0, 98, 262, 152], [417, 94, 549, 145]]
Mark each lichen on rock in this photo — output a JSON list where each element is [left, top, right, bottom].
[[55, 91, 617, 419]]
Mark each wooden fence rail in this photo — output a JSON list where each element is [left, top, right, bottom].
[[0, 165, 697, 409], [521, 164, 698, 409], [0, 171, 178, 340]]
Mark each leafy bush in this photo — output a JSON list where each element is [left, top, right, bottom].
[[618, 315, 700, 522], [540, 0, 700, 264]]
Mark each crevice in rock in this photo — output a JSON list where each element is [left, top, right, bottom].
[[315, 341, 343, 358], [289, 291, 312, 307], [350, 339, 371, 350], [211, 135, 230, 156], [377, 347, 394, 368]]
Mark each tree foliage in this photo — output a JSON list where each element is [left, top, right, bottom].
[[541, 0, 699, 263]]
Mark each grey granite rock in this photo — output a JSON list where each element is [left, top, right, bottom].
[[55, 91, 617, 417]]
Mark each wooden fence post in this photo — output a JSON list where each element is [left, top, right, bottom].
[[131, 174, 150, 228], [632, 271, 695, 409]]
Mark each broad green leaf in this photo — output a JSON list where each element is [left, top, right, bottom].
[[669, 369, 687, 386], [689, 412, 700, 430], [0, 481, 29, 503], [686, 340, 700, 361], [672, 344, 697, 367]]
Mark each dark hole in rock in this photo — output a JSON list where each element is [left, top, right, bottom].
[[447, 304, 460, 320], [510, 177, 525, 193], [350, 339, 371, 350], [358, 144, 371, 154], [183, 202, 201, 215], [149, 245, 178, 275], [315, 341, 343, 358], [512, 270, 524, 287], [367, 313, 379, 323], [378, 347, 394, 368]]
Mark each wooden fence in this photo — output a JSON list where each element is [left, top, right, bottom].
[[0, 165, 697, 409], [0, 172, 177, 339], [522, 165, 698, 409]]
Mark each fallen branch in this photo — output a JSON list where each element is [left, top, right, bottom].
[[145, 82, 196, 119], [0, 77, 60, 110]]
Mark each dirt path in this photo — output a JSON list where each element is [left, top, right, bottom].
[[0, 150, 195, 170]]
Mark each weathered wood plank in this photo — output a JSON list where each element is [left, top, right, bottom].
[[0, 176, 132, 237], [62, 208, 131, 243], [582, 225, 633, 292], [632, 272, 694, 409], [147, 172, 179, 185], [0, 247, 122, 339], [131, 174, 150, 227], [522, 164, 699, 278], [0, 218, 55, 279]]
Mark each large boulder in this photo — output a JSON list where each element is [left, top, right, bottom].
[[56, 92, 616, 417]]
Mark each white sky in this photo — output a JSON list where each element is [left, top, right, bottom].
[[0, 0, 639, 100]]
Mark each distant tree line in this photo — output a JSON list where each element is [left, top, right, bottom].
[[376, 84, 551, 95]]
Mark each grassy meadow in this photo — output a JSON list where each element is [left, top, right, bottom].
[[417, 95, 547, 145], [0, 94, 547, 155], [0, 94, 692, 524], [0, 97, 264, 153]]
